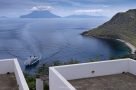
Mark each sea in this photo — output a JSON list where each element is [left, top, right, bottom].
[[0, 18, 131, 72]]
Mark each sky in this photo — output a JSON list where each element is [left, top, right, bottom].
[[0, 0, 136, 18]]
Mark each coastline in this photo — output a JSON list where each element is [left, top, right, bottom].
[[116, 39, 136, 54], [83, 34, 136, 54]]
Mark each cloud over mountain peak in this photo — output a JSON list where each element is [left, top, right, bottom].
[[30, 5, 53, 11]]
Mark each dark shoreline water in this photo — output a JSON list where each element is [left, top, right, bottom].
[[0, 18, 131, 73]]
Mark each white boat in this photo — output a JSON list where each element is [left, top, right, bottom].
[[24, 56, 40, 66]]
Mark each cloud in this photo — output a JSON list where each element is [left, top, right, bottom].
[[75, 9, 104, 13], [31, 7, 38, 11], [0, 0, 136, 17], [74, 9, 105, 16], [30, 6, 54, 11]]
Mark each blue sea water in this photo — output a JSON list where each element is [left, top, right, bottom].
[[0, 18, 131, 71]]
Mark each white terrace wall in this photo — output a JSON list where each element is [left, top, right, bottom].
[[49, 58, 135, 90], [0, 59, 29, 90], [54, 59, 129, 80], [49, 67, 76, 90], [0, 59, 14, 74], [13, 59, 29, 90], [128, 59, 136, 75]]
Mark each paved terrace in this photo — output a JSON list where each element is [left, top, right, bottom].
[[49, 59, 136, 90], [69, 73, 136, 90], [0, 73, 18, 90], [0, 59, 29, 90]]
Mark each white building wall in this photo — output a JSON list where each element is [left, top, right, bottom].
[[36, 78, 43, 90], [0, 59, 29, 90], [55, 59, 129, 80], [128, 59, 136, 75], [49, 58, 134, 90], [13, 59, 29, 90], [49, 67, 75, 90], [0, 59, 14, 74]]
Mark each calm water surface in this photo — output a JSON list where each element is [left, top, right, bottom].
[[0, 18, 131, 72]]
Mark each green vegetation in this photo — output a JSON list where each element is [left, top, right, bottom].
[[24, 73, 36, 90], [109, 53, 136, 61], [24, 59, 80, 90], [82, 9, 136, 47]]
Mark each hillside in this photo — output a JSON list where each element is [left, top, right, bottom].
[[20, 10, 60, 18], [82, 9, 136, 47]]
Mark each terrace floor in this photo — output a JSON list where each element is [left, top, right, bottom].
[[0, 73, 18, 90], [69, 73, 136, 90]]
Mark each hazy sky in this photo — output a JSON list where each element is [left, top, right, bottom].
[[0, 0, 136, 17]]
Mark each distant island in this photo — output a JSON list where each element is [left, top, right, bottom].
[[20, 11, 107, 19], [64, 15, 107, 18], [82, 9, 136, 52], [20, 10, 60, 18]]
